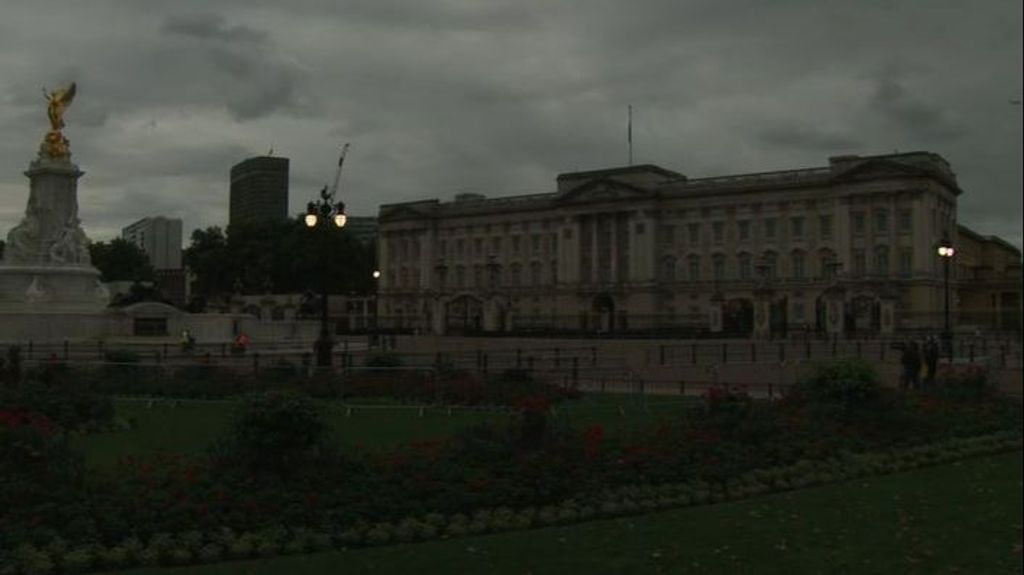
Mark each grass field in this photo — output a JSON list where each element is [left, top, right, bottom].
[[74, 394, 694, 470], [113, 450, 1023, 574]]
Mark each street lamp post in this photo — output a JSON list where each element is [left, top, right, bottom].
[[371, 270, 381, 347], [937, 236, 956, 361], [304, 186, 347, 368]]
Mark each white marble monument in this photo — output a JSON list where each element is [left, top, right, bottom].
[[1, 83, 109, 339]]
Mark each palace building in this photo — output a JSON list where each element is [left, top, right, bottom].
[[376, 152, 1021, 338]]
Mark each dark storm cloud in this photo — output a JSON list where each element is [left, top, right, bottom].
[[162, 13, 269, 44], [756, 126, 863, 152], [870, 76, 966, 140], [0, 0, 1020, 249]]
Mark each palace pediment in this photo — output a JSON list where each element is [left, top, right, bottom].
[[556, 178, 655, 204]]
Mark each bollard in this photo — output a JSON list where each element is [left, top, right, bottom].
[[482, 353, 489, 375], [253, 352, 260, 373], [163, 343, 168, 358], [475, 349, 482, 370], [779, 342, 785, 362], [516, 348, 522, 368], [659, 345, 666, 365], [768, 383, 774, 400], [691, 343, 698, 365], [969, 344, 975, 363], [805, 341, 811, 360]]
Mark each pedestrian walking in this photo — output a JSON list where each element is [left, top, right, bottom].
[[923, 335, 939, 386], [901, 339, 921, 391]]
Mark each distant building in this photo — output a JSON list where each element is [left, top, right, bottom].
[[954, 225, 1021, 332], [377, 151, 1021, 337], [122, 216, 183, 270], [121, 216, 187, 308], [230, 156, 289, 226], [345, 216, 378, 245]]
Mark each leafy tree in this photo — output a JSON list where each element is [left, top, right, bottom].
[[184, 218, 375, 308], [88, 238, 154, 282], [183, 226, 234, 305]]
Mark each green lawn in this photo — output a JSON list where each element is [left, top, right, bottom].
[[116, 451, 1024, 574], [75, 394, 692, 470]]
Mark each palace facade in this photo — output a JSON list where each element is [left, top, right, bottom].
[[376, 152, 1021, 338]]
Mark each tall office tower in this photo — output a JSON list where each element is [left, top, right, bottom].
[[229, 156, 289, 226]]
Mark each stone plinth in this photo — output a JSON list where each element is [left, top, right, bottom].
[[0, 265, 108, 313], [1, 155, 108, 315]]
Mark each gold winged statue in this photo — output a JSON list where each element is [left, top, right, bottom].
[[40, 82, 77, 159]]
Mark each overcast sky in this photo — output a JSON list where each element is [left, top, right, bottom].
[[1, 0, 1021, 248]]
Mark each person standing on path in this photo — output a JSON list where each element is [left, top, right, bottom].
[[923, 335, 939, 386], [901, 340, 922, 391]]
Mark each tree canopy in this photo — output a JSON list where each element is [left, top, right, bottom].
[[88, 238, 155, 283], [184, 218, 376, 311]]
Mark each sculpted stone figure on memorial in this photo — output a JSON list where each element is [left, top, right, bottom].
[[40, 82, 76, 159]]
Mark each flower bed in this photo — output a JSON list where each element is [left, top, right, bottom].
[[2, 430, 1019, 574], [1, 360, 1021, 573]]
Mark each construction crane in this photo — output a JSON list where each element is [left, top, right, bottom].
[[326, 143, 351, 203]]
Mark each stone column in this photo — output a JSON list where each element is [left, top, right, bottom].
[[709, 292, 724, 334], [754, 292, 772, 340], [825, 286, 846, 336]]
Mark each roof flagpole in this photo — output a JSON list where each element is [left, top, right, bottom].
[[628, 105, 633, 166]]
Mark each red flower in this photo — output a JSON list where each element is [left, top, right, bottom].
[[516, 395, 551, 413], [583, 425, 604, 458]]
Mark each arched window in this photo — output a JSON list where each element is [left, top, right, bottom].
[[760, 251, 778, 279], [818, 248, 837, 279], [509, 263, 522, 286], [737, 253, 752, 280], [791, 250, 806, 279], [712, 254, 726, 280], [874, 245, 889, 276], [687, 254, 701, 281], [530, 262, 542, 286], [661, 256, 677, 281]]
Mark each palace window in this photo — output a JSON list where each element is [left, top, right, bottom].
[[819, 215, 833, 240], [791, 217, 804, 241], [738, 253, 752, 280], [898, 209, 913, 234], [852, 212, 865, 236], [688, 255, 701, 281], [738, 220, 750, 242], [791, 251, 806, 279], [874, 245, 890, 276], [712, 254, 725, 280]]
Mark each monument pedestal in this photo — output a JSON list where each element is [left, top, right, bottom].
[[1, 155, 110, 340]]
